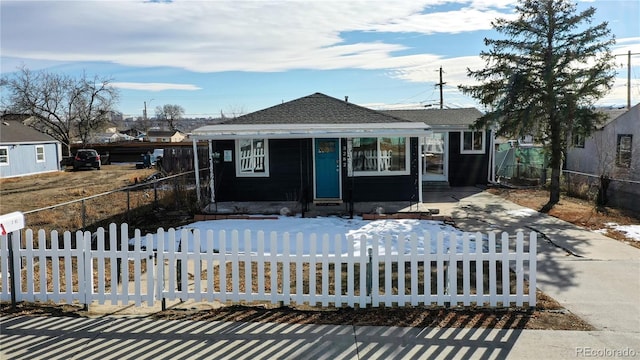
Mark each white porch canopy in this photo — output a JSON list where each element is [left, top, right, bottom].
[[191, 122, 431, 140]]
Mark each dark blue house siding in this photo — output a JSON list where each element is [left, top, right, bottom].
[[212, 137, 421, 203], [447, 132, 490, 186], [213, 139, 311, 202]]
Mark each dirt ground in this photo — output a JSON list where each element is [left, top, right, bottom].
[[2, 168, 638, 329], [486, 187, 640, 249], [0, 163, 158, 215]]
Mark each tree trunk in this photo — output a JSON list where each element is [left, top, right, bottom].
[[547, 165, 561, 207], [543, 113, 562, 213]]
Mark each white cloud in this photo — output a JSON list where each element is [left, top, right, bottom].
[[111, 82, 201, 91], [0, 1, 514, 73], [2, 0, 634, 108]]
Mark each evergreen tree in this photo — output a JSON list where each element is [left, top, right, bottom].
[[460, 0, 616, 212]]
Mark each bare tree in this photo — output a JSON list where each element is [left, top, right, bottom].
[[1, 67, 119, 155], [155, 104, 185, 131]]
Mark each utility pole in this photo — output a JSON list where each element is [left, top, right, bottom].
[[628, 50, 632, 110], [436, 67, 446, 109], [143, 101, 148, 120], [614, 50, 639, 110]]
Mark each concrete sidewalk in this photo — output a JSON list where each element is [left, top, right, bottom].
[[1, 188, 639, 359], [2, 314, 639, 360], [452, 191, 640, 334]]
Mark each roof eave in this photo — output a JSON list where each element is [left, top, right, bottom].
[[192, 123, 431, 140]]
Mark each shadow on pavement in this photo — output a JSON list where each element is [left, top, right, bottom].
[[1, 314, 527, 360]]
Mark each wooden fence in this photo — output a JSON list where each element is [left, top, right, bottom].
[[0, 224, 536, 309]]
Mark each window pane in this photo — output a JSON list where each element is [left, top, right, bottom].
[[380, 137, 406, 171], [318, 140, 336, 153], [462, 131, 484, 152], [238, 138, 267, 174], [463, 132, 473, 151], [0, 148, 7, 164], [473, 131, 483, 151], [353, 137, 377, 171], [252, 139, 265, 172], [352, 137, 407, 173], [36, 146, 45, 161]]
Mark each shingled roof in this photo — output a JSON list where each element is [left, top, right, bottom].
[[0, 119, 57, 144], [381, 108, 483, 126], [222, 93, 410, 124]]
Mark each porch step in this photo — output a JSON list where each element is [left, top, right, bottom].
[[423, 181, 450, 191], [313, 199, 343, 206]]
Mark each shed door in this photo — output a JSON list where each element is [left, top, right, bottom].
[[314, 138, 340, 199]]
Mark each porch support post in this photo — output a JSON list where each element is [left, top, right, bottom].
[[208, 140, 215, 206], [488, 127, 496, 184], [192, 138, 201, 205], [418, 137, 423, 203]]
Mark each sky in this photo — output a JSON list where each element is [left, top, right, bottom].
[[2, 0, 639, 119]]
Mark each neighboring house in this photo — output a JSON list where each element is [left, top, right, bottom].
[[191, 93, 431, 211], [0, 115, 62, 178], [90, 132, 135, 143], [146, 130, 187, 142], [122, 128, 146, 140], [565, 104, 640, 211], [381, 108, 492, 187]]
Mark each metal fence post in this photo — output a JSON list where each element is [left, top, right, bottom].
[[176, 238, 182, 292], [154, 181, 158, 209], [366, 248, 372, 297], [81, 199, 86, 230], [8, 232, 18, 309]]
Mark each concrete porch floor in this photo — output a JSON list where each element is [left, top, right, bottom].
[[202, 186, 486, 217]]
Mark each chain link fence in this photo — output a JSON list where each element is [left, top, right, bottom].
[[21, 169, 212, 246]]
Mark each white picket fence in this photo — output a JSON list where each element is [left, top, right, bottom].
[[0, 224, 537, 308]]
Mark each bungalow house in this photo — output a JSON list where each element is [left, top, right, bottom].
[[0, 115, 62, 178], [146, 130, 187, 143], [190, 93, 431, 213], [565, 103, 639, 211], [381, 108, 492, 187]]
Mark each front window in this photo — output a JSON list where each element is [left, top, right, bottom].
[[0, 147, 8, 165], [461, 130, 485, 154], [36, 146, 45, 162], [236, 138, 269, 176], [352, 137, 408, 175], [616, 134, 632, 168]]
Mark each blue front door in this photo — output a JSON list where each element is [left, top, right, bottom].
[[315, 138, 340, 199]]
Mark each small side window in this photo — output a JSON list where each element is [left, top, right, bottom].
[[36, 146, 45, 162], [0, 147, 8, 165], [461, 131, 485, 154], [616, 134, 632, 168]]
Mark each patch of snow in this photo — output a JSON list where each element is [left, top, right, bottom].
[[130, 216, 483, 255], [505, 208, 538, 218], [603, 222, 640, 242]]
